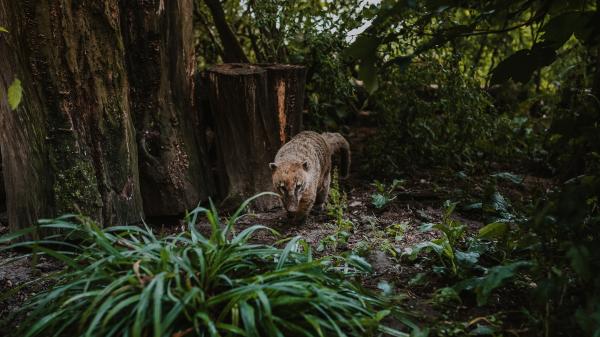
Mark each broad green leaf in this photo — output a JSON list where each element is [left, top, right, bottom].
[[371, 193, 389, 208], [455, 261, 532, 306], [8, 78, 23, 110], [478, 222, 509, 240], [0, 26, 8, 33], [455, 250, 479, 266]]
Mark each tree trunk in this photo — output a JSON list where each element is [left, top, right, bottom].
[[206, 63, 305, 210], [0, 1, 144, 231], [120, 0, 214, 216], [0, 153, 5, 215]]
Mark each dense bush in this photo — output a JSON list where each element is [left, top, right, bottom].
[[363, 57, 522, 174], [525, 175, 600, 335]]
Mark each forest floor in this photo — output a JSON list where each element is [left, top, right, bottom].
[[0, 126, 555, 336]]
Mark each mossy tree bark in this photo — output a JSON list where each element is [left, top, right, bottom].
[[121, 0, 214, 216], [1, 0, 215, 231], [206, 63, 305, 210], [0, 1, 143, 231]]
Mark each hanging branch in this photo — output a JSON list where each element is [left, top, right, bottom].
[[202, 0, 249, 63]]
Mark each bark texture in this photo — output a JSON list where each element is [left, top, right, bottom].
[[207, 63, 305, 210], [261, 64, 306, 144], [121, 0, 214, 216], [0, 1, 143, 231], [0, 155, 5, 215]]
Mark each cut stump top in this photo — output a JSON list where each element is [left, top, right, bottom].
[[207, 63, 305, 76]]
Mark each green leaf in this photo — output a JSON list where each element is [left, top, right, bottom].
[[8, 78, 23, 110], [478, 222, 509, 240], [347, 254, 373, 273], [490, 172, 523, 184], [0, 26, 8, 33], [490, 192, 509, 214], [371, 193, 389, 208], [455, 261, 532, 306], [455, 250, 479, 266], [0, 226, 36, 244]]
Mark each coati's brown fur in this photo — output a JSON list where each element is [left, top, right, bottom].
[[269, 131, 350, 223]]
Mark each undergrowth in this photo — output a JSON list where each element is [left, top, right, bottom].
[[0, 193, 416, 337]]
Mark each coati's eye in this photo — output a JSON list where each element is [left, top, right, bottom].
[[295, 182, 304, 193], [278, 184, 286, 194]]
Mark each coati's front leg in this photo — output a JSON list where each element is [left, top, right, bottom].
[[288, 188, 317, 224], [313, 171, 331, 212]]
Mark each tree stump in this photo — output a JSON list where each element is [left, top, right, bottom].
[[261, 64, 306, 144], [206, 63, 306, 210]]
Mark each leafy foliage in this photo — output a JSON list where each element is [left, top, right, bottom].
[[347, 0, 600, 88], [363, 58, 521, 173], [0, 194, 413, 337], [371, 179, 404, 209], [455, 261, 532, 306], [524, 175, 600, 335], [404, 201, 476, 278], [319, 171, 354, 252]]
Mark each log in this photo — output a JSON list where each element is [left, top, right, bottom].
[[206, 63, 306, 210]]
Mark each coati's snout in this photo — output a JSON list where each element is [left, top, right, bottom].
[[269, 161, 308, 214]]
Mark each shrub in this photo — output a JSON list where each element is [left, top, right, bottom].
[[364, 57, 518, 174], [0, 193, 413, 337]]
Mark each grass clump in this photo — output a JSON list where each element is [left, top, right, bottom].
[[0, 193, 414, 337]]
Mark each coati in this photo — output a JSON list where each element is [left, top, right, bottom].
[[269, 131, 350, 223]]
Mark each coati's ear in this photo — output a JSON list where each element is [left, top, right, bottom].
[[302, 161, 310, 170], [269, 162, 278, 170]]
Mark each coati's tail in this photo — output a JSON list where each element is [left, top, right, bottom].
[[321, 132, 351, 178]]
